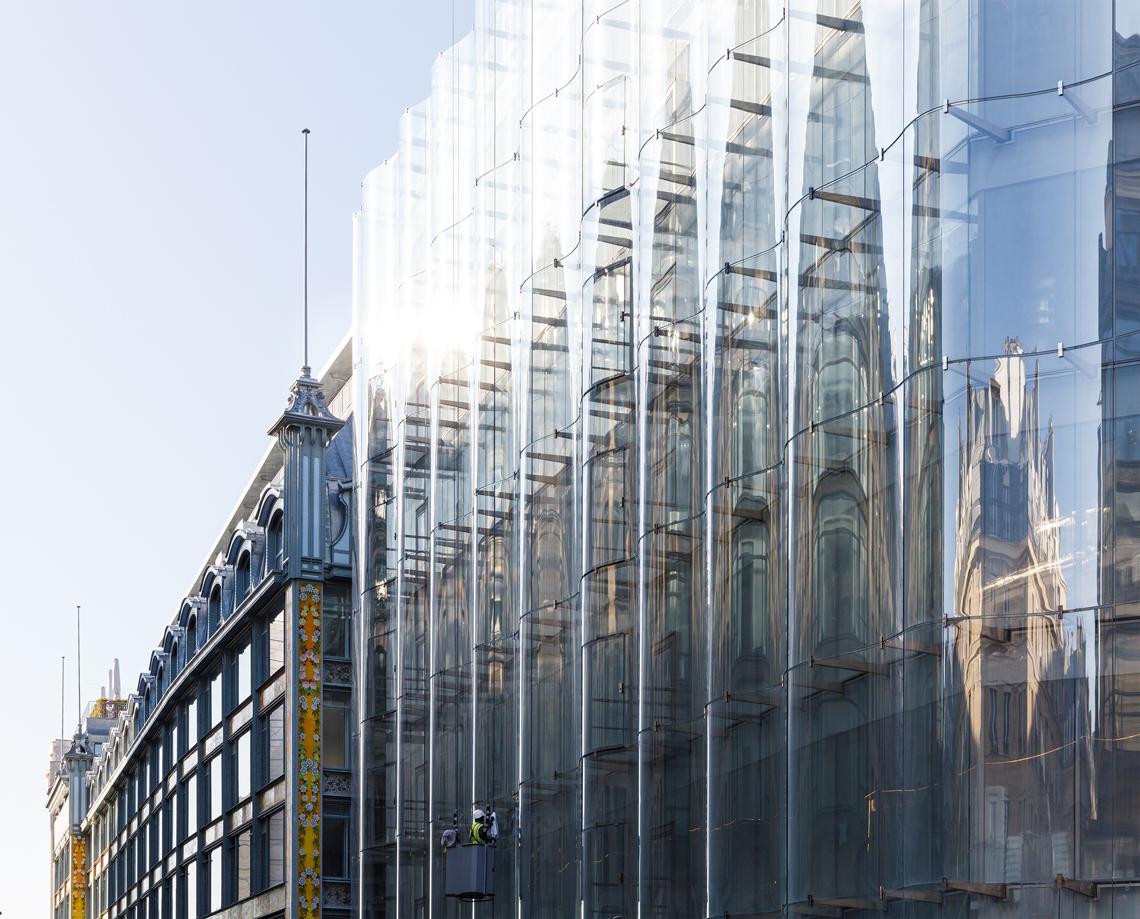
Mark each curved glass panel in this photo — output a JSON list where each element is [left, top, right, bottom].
[[353, 2, 1138, 916]]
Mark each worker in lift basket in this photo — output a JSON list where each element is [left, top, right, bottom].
[[469, 807, 497, 845]]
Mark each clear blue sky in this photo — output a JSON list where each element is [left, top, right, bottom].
[[0, 2, 460, 913]]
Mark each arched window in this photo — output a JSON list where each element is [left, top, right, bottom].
[[143, 688, 151, 719], [732, 518, 771, 690], [187, 617, 197, 658], [171, 641, 179, 676], [812, 488, 869, 655], [236, 552, 251, 603], [267, 513, 284, 572], [156, 666, 164, 696], [208, 587, 222, 634]]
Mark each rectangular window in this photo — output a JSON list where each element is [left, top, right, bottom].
[[265, 809, 284, 888], [323, 698, 349, 769], [150, 808, 160, 865], [234, 730, 251, 802], [260, 705, 285, 785], [322, 810, 350, 878], [207, 846, 222, 913], [184, 773, 197, 838], [208, 757, 223, 822], [184, 859, 196, 919], [266, 609, 285, 678], [171, 716, 180, 763], [236, 640, 251, 704], [324, 586, 351, 658], [186, 698, 198, 747], [209, 672, 222, 727], [164, 792, 176, 853], [234, 830, 251, 900]]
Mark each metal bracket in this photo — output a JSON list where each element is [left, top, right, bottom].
[[1056, 875, 1099, 900], [1058, 81, 1098, 124], [790, 901, 841, 919], [943, 878, 1008, 901], [882, 885, 944, 905], [944, 103, 1012, 143], [811, 894, 884, 912]]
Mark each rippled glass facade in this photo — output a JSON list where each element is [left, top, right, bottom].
[[354, 1, 1140, 915]]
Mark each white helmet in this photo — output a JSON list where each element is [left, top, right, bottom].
[[473, 808, 485, 820]]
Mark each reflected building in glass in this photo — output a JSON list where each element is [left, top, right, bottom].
[[353, 0, 1140, 916]]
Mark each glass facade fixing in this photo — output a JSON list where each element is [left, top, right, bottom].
[[354, 1, 1140, 916]]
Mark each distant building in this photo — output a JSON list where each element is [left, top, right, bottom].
[[49, 696, 128, 919], [48, 340, 355, 919]]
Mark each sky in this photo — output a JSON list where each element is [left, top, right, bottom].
[[0, 3, 460, 914]]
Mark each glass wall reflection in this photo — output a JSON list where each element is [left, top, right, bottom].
[[354, 0, 1140, 915]]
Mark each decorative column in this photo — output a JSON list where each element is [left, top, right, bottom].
[[269, 371, 343, 919], [64, 735, 93, 919], [69, 834, 87, 919]]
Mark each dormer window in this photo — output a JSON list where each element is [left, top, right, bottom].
[[236, 552, 252, 602], [208, 587, 222, 634], [267, 512, 284, 572]]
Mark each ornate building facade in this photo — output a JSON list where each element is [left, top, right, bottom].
[[353, 0, 1140, 917], [47, 341, 357, 919]]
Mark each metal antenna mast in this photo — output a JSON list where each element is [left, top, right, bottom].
[[302, 128, 311, 376], [60, 656, 65, 744], [76, 605, 82, 729]]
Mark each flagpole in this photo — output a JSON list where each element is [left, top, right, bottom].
[[302, 128, 311, 375]]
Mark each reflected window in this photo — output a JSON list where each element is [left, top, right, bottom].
[[1117, 2, 1140, 104], [812, 490, 869, 653], [586, 632, 629, 751], [1116, 364, 1140, 602], [732, 521, 771, 686], [818, 326, 866, 453], [733, 383, 770, 478], [665, 407, 692, 522]]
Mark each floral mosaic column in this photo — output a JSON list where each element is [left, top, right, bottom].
[[298, 581, 323, 919], [70, 834, 87, 919]]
